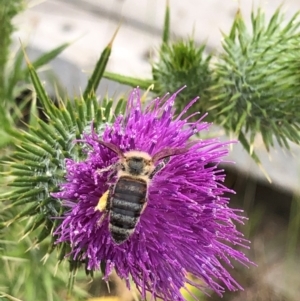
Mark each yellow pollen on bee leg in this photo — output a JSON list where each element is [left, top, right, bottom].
[[95, 190, 109, 212]]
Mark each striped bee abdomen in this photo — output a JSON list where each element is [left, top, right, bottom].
[[109, 176, 147, 244]]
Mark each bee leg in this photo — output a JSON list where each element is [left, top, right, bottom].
[[95, 190, 110, 212], [95, 186, 113, 225], [141, 198, 148, 214], [96, 164, 115, 175], [100, 261, 112, 293], [97, 163, 121, 183], [100, 260, 106, 275], [97, 212, 107, 226], [149, 156, 170, 179], [106, 186, 114, 210]]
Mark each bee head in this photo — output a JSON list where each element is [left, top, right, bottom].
[[93, 139, 154, 176], [123, 151, 153, 176]]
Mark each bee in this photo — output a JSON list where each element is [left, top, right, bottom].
[[95, 140, 189, 245]]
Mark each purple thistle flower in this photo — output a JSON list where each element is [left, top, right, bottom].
[[53, 88, 251, 300]]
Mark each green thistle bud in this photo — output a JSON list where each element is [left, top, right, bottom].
[[2, 92, 126, 247], [152, 39, 212, 115], [210, 8, 300, 152]]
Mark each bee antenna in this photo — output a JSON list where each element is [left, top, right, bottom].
[[94, 139, 124, 158]]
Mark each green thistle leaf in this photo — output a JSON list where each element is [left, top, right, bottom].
[[162, 0, 170, 45], [83, 26, 120, 99], [27, 42, 71, 72], [0, 0, 25, 98], [103, 71, 153, 90], [3, 40, 73, 129]]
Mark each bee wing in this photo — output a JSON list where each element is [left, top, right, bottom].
[[152, 148, 187, 163], [152, 141, 197, 163], [94, 139, 125, 158]]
